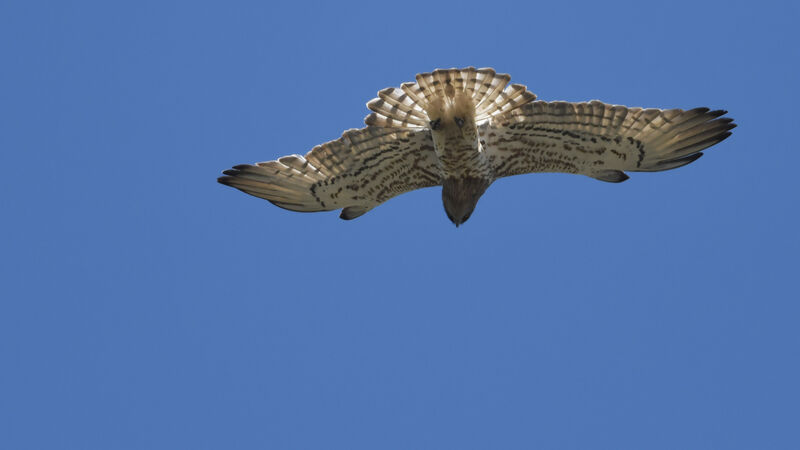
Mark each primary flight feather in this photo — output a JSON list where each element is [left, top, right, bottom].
[[218, 67, 735, 226]]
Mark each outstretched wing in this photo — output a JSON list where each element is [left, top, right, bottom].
[[218, 127, 440, 220], [482, 100, 736, 182]]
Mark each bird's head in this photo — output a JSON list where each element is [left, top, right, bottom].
[[442, 177, 490, 227]]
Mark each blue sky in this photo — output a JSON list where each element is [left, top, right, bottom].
[[2, 1, 799, 449]]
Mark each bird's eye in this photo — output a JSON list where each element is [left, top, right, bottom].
[[429, 118, 441, 130], [462, 212, 471, 222], [454, 117, 465, 128]]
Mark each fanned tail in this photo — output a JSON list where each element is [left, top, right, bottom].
[[365, 67, 536, 128]]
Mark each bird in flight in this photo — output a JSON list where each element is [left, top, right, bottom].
[[218, 67, 735, 226]]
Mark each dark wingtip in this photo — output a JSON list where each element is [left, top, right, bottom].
[[687, 152, 704, 163]]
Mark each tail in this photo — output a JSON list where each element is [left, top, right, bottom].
[[365, 67, 537, 128]]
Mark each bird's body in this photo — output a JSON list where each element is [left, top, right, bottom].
[[219, 67, 735, 226]]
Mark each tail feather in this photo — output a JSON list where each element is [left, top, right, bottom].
[[471, 70, 511, 115], [399, 81, 428, 111], [365, 67, 536, 128], [468, 69, 508, 114], [477, 83, 535, 119], [365, 87, 429, 128]]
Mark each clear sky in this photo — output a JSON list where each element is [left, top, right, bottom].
[[2, 1, 799, 449]]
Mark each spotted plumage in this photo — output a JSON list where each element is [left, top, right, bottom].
[[218, 67, 735, 226]]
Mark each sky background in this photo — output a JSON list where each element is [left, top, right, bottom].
[[2, 1, 799, 449]]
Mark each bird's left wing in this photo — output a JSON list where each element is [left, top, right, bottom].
[[482, 100, 735, 182], [218, 126, 440, 220]]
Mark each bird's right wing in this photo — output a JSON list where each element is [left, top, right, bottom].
[[218, 127, 440, 220], [482, 100, 735, 182]]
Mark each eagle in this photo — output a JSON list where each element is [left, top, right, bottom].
[[218, 67, 735, 226]]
